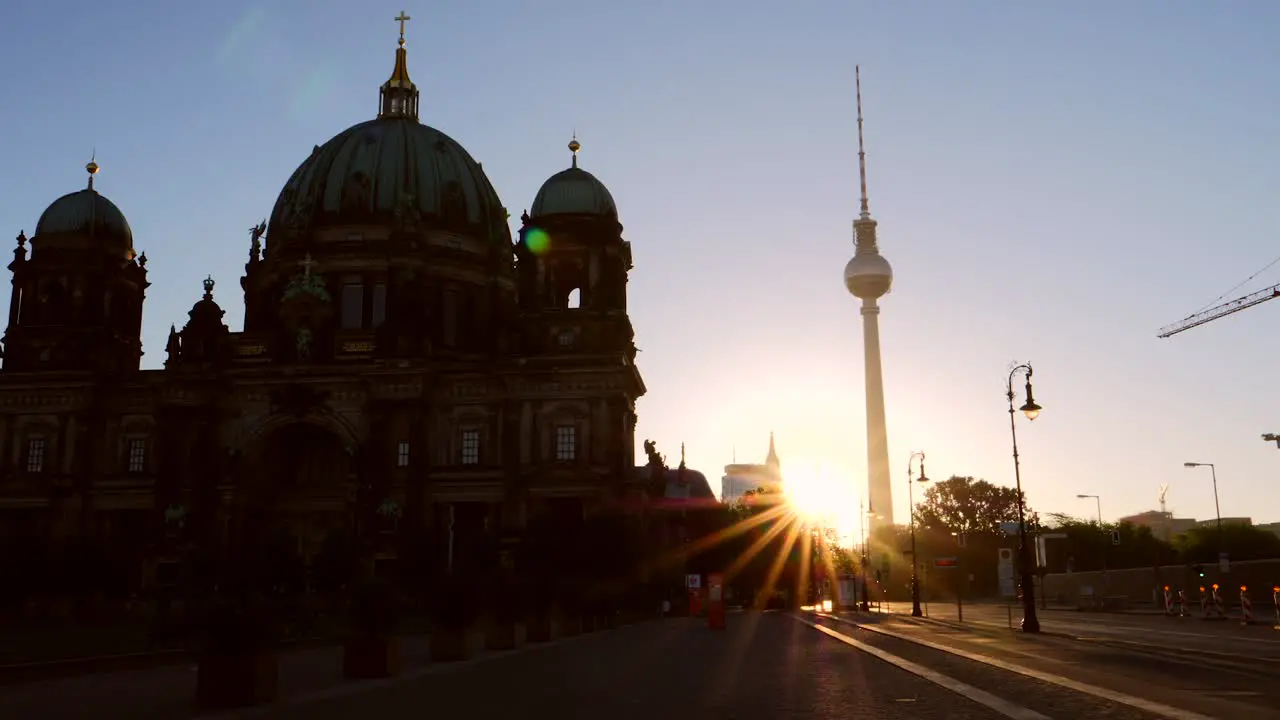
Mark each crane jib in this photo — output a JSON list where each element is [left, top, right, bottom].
[[1157, 286, 1280, 338]]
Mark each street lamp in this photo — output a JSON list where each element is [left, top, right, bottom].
[[907, 451, 929, 617], [1006, 362, 1042, 633], [1262, 433, 1280, 448], [1183, 461, 1224, 564], [1075, 494, 1102, 528]]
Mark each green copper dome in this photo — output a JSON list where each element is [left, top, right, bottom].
[[267, 118, 509, 245], [530, 137, 617, 219], [531, 167, 617, 218], [34, 187, 135, 260]]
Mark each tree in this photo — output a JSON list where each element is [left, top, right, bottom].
[[914, 476, 1026, 537], [1173, 523, 1280, 563]]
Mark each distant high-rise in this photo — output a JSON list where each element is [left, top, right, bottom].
[[842, 67, 894, 529], [721, 432, 784, 503]]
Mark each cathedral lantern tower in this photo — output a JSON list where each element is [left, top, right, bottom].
[[519, 136, 634, 350], [3, 160, 148, 373], [519, 137, 645, 481]]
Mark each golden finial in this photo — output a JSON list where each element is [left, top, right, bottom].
[[395, 10, 411, 47], [86, 150, 99, 190], [569, 132, 580, 169]]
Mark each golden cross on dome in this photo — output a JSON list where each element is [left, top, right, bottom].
[[394, 11, 411, 45]]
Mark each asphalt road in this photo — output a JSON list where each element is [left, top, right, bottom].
[[825, 607, 1278, 719], [228, 613, 1013, 720], [5, 611, 1275, 719]]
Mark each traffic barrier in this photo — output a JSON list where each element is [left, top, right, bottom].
[[1198, 586, 1208, 618], [1273, 585, 1279, 630], [1177, 589, 1188, 617], [1162, 586, 1173, 616], [1204, 584, 1227, 621], [1240, 585, 1257, 625]]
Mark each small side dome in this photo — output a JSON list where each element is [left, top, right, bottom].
[[530, 136, 618, 218], [33, 161, 135, 260]]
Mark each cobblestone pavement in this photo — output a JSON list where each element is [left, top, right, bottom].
[[232, 613, 1008, 720]]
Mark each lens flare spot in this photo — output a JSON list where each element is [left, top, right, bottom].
[[526, 228, 551, 255]]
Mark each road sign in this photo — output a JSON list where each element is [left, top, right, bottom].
[[998, 548, 1016, 598], [934, 557, 959, 569], [1218, 551, 1230, 574], [686, 574, 701, 589]]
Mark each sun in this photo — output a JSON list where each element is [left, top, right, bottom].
[[783, 463, 859, 545]]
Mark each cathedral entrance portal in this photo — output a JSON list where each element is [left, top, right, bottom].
[[246, 422, 354, 564]]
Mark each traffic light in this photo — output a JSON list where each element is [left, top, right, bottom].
[[1110, 529, 1121, 546], [1193, 564, 1205, 578]]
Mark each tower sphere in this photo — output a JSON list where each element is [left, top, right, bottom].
[[844, 253, 893, 299]]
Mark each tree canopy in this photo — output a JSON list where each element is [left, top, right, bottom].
[[914, 475, 1027, 537]]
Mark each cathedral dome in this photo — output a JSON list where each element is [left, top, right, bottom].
[[267, 118, 508, 244], [33, 161, 134, 260], [530, 137, 617, 218], [267, 31, 508, 247]]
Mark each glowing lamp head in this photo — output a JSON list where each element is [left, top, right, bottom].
[[1019, 380, 1041, 420], [844, 253, 893, 299]]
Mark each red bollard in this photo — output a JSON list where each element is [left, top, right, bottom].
[[707, 573, 726, 630]]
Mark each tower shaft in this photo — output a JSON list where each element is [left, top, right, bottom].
[[860, 297, 893, 529]]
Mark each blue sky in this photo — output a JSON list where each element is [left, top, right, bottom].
[[3, 1, 1280, 534]]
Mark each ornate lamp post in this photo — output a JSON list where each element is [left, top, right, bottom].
[[907, 451, 929, 617], [1006, 362, 1043, 633]]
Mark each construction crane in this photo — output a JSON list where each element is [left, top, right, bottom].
[[1157, 282, 1280, 338]]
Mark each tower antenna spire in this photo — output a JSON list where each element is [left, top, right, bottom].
[[855, 65, 871, 222]]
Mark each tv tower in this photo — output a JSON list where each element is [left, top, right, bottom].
[[843, 66, 895, 530]]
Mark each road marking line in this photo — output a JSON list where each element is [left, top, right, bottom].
[[794, 617, 1051, 720], [820, 614, 1216, 720]]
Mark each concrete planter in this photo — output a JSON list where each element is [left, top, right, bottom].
[[484, 621, 517, 651], [195, 651, 278, 709], [343, 636, 400, 679], [430, 627, 469, 662], [525, 614, 552, 643]]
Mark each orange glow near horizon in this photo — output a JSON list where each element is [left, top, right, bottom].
[[783, 461, 860, 547]]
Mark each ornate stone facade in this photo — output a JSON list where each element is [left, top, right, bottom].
[[0, 33, 645, 593]]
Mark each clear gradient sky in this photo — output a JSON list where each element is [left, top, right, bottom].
[[3, 1, 1279, 534]]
